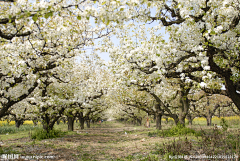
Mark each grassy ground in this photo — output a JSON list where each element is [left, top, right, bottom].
[[0, 119, 239, 161]]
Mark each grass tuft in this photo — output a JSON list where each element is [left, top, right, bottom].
[[148, 123, 197, 137], [31, 128, 66, 140]]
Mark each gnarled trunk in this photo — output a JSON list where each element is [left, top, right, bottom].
[[155, 104, 162, 130], [67, 115, 75, 131], [32, 118, 38, 126], [15, 119, 24, 128], [206, 116, 212, 126], [172, 115, 179, 125], [42, 119, 54, 133], [186, 114, 193, 125], [80, 119, 84, 129], [85, 116, 90, 128], [178, 87, 191, 126], [156, 113, 162, 130], [86, 120, 90, 128], [137, 118, 142, 126], [42, 116, 56, 133], [165, 118, 169, 124], [78, 112, 85, 130]]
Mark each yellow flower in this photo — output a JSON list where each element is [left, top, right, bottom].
[[23, 121, 34, 125]]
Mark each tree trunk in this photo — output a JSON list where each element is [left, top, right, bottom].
[[33, 118, 38, 126], [40, 105, 65, 133], [42, 122, 54, 133], [224, 75, 240, 111], [62, 118, 66, 124], [206, 116, 212, 126], [165, 118, 168, 124], [172, 115, 179, 125], [42, 114, 51, 132], [42, 122, 54, 132], [133, 119, 136, 125], [186, 114, 193, 125], [205, 108, 213, 126], [15, 119, 23, 128], [85, 116, 90, 128], [155, 103, 163, 130], [218, 107, 221, 118], [86, 120, 90, 128], [80, 119, 84, 129], [41, 113, 59, 133], [150, 92, 182, 127], [178, 88, 191, 126], [78, 112, 85, 130], [137, 118, 142, 126], [156, 113, 162, 130], [67, 116, 75, 131], [179, 115, 186, 125]]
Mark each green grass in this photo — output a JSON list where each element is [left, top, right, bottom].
[[31, 128, 66, 140], [77, 144, 89, 150], [0, 124, 41, 134], [148, 124, 197, 137], [0, 122, 72, 141], [0, 130, 32, 141]]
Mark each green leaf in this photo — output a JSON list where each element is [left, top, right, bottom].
[[77, 16, 81, 20], [47, 6, 52, 11], [32, 14, 38, 22], [210, 30, 216, 35], [106, 20, 110, 25], [26, 12, 31, 17], [120, 8, 124, 11], [44, 12, 53, 19], [102, 18, 105, 23]]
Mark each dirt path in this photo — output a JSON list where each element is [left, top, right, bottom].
[[1, 122, 166, 161]]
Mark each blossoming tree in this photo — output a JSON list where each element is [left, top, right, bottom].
[[0, 0, 111, 120], [99, 0, 240, 111]]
